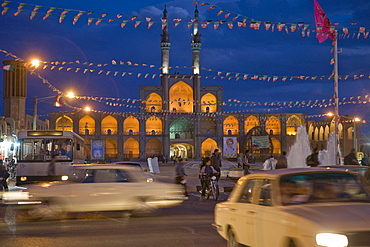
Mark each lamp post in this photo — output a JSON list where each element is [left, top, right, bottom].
[[32, 95, 58, 130]]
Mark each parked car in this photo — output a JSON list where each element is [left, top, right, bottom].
[[3, 165, 185, 219], [213, 168, 370, 247]]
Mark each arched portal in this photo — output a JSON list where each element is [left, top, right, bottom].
[[170, 117, 194, 139], [105, 138, 118, 160], [79, 115, 95, 135], [245, 115, 259, 134], [265, 115, 281, 135], [169, 81, 193, 113], [56, 115, 73, 131], [123, 138, 139, 160], [145, 93, 162, 112], [286, 115, 302, 135], [170, 143, 194, 160], [101, 115, 118, 135], [201, 138, 218, 158], [201, 93, 217, 113], [146, 116, 162, 135], [223, 115, 239, 135], [243, 126, 271, 161], [124, 116, 139, 135]]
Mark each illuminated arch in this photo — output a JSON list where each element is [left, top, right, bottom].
[[201, 138, 218, 157], [319, 126, 324, 141], [170, 117, 194, 139], [308, 124, 314, 141], [201, 93, 217, 113], [79, 115, 96, 135], [145, 93, 162, 112], [347, 127, 354, 140], [123, 138, 139, 159], [123, 116, 139, 135], [245, 115, 259, 134], [286, 115, 302, 135], [169, 81, 193, 113], [105, 138, 118, 159], [324, 125, 330, 140], [265, 116, 281, 135], [146, 116, 162, 135], [223, 115, 239, 135], [314, 127, 319, 141], [56, 115, 73, 131], [339, 123, 344, 139], [101, 115, 117, 135], [271, 138, 281, 154]]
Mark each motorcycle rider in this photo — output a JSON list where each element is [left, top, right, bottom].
[[199, 157, 219, 201]]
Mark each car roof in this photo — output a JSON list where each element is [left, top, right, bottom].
[[72, 164, 142, 170], [318, 165, 368, 169], [246, 168, 355, 178]]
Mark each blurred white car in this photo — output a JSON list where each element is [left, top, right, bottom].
[[3, 165, 185, 218], [213, 168, 370, 247]]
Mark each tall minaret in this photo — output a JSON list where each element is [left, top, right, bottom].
[[160, 5, 170, 75], [191, 6, 201, 75], [192, 6, 201, 112], [161, 6, 170, 111]]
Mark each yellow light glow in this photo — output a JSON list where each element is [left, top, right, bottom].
[[327, 112, 334, 117], [66, 92, 75, 98], [85, 106, 91, 112], [354, 117, 361, 122], [30, 59, 40, 68]]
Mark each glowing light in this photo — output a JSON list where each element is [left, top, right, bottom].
[[66, 92, 75, 98], [85, 106, 91, 112], [30, 59, 40, 68]]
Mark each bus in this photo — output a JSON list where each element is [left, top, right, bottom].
[[16, 130, 85, 185]]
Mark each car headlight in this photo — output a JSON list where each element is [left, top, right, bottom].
[[316, 233, 348, 247], [147, 177, 154, 183]]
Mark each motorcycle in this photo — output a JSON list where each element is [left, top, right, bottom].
[[204, 175, 219, 201]]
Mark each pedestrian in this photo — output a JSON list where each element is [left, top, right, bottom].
[[175, 158, 188, 196], [210, 149, 222, 180], [0, 164, 10, 191], [276, 151, 288, 169], [242, 150, 251, 175], [237, 153, 243, 168], [48, 154, 57, 179], [306, 148, 320, 167], [262, 156, 277, 170], [199, 157, 218, 201], [344, 148, 360, 165]]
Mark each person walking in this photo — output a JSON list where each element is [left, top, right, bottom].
[[175, 158, 188, 196], [276, 151, 288, 169], [210, 149, 222, 180], [262, 156, 277, 170], [0, 164, 10, 191], [242, 150, 251, 175]]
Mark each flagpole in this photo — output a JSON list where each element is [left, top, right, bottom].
[[333, 31, 340, 165]]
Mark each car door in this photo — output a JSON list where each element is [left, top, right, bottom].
[[229, 178, 258, 246]]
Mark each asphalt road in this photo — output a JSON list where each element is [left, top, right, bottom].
[[0, 192, 228, 247]]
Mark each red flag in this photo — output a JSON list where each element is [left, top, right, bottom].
[[314, 0, 335, 43]]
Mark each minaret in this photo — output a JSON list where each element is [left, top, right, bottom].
[[191, 6, 201, 75], [161, 5, 170, 112], [160, 5, 170, 75], [192, 6, 201, 112]]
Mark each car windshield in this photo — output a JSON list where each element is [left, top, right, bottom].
[[279, 172, 370, 205], [69, 168, 144, 183]]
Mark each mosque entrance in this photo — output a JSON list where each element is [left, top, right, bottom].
[[170, 143, 194, 160]]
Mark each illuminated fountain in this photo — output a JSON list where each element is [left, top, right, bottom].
[[318, 132, 342, 165], [287, 126, 311, 168]]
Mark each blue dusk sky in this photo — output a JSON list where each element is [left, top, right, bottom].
[[0, 0, 370, 133]]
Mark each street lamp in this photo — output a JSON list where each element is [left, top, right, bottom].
[[33, 95, 59, 130]]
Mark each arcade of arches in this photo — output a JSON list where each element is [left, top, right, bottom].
[[53, 113, 308, 161]]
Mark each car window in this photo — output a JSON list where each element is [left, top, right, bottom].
[[280, 172, 370, 205], [259, 179, 272, 206], [238, 179, 256, 203]]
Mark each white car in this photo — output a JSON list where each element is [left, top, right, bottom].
[[213, 168, 370, 247], [3, 165, 185, 218]]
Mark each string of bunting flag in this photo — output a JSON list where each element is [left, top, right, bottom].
[[193, 1, 370, 39], [1, 0, 370, 39]]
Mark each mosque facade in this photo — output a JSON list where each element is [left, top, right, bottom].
[[48, 8, 307, 162]]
